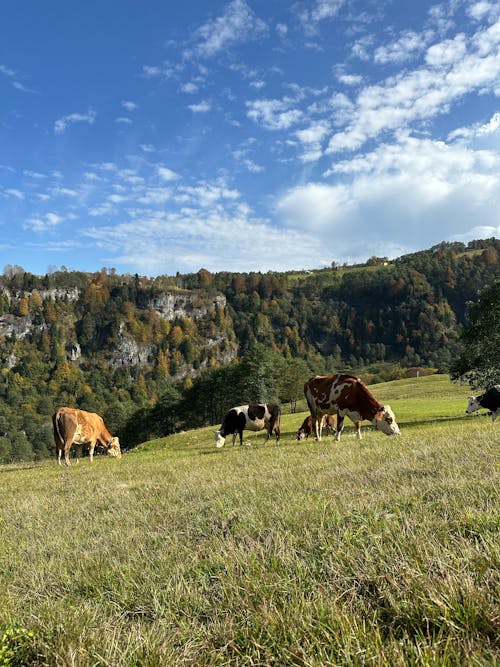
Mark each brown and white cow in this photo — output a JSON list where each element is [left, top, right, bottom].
[[304, 374, 400, 441], [297, 413, 339, 440], [52, 407, 122, 466], [214, 403, 281, 448]]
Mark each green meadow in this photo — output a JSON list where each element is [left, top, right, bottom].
[[0, 375, 498, 666]]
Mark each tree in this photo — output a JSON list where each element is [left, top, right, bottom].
[[280, 358, 310, 412], [450, 279, 500, 389]]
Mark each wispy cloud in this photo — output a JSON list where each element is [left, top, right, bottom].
[[327, 19, 500, 154], [157, 165, 180, 181], [374, 30, 431, 65], [121, 100, 138, 111], [26, 212, 63, 232], [4, 188, 25, 200], [247, 98, 302, 130], [192, 0, 267, 58], [298, 0, 346, 36], [0, 64, 36, 92], [188, 100, 212, 113], [54, 110, 96, 134]]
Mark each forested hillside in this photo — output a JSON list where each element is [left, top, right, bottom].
[[0, 238, 498, 461]]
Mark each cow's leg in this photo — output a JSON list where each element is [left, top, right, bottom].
[[64, 440, 72, 466], [492, 410, 498, 422], [238, 429, 244, 446], [335, 416, 345, 441], [318, 415, 325, 440], [75, 444, 83, 463], [353, 420, 362, 440], [57, 447, 63, 466], [232, 432, 237, 446], [314, 414, 322, 441], [89, 442, 95, 463]]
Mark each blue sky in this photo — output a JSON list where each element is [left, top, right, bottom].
[[1, 0, 499, 277]]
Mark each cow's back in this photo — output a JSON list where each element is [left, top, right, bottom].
[[304, 374, 358, 413], [53, 407, 105, 444]]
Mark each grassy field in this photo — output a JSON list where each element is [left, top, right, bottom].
[[0, 375, 498, 666]]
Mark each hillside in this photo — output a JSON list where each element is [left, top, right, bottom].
[[0, 376, 498, 665], [0, 238, 498, 462]]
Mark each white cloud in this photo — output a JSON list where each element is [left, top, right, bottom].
[[0, 63, 35, 92], [121, 100, 138, 111], [448, 111, 500, 142], [247, 98, 302, 130], [327, 20, 500, 154], [374, 30, 430, 65], [157, 165, 180, 181], [295, 121, 330, 162], [468, 1, 500, 22], [298, 0, 346, 36], [425, 34, 467, 67], [276, 23, 288, 38], [115, 116, 133, 124], [337, 73, 363, 86], [83, 206, 321, 274], [0, 64, 15, 77], [278, 133, 500, 261], [50, 186, 79, 197], [26, 212, 63, 231], [181, 82, 199, 94], [23, 170, 46, 179], [54, 110, 96, 134], [188, 100, 212, 113], [193, 0, 267, 58], [4, 188, 24, 200]]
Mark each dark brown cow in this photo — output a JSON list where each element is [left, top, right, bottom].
[[304, 374, 400, 441], [52, 407, 122, 466], [297, 413, 339, 440]]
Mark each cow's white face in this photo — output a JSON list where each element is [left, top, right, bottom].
[[297, 431, 306, 440], [466, 396, 480, 413], [214, 431, 226, 448], [374, 405, 400, 435], [107, 437, 122, 458]]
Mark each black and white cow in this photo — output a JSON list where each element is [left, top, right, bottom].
[[465, 385, 500, 422], [214, 403, 281, 448]]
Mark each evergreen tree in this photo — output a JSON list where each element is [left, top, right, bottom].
[[451, 279, 500, 388]]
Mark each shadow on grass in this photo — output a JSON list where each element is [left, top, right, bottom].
[[400, 413, 491, 428]]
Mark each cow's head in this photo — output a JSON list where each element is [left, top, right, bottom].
[[297, 429, 307, 440], [106, 437, 122, 459], [466, 396, 480, 414], [214, 430, 226, 448], [373, 405, 400, 435]]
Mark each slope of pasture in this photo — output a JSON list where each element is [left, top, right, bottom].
[[0, 376, 498, 666]]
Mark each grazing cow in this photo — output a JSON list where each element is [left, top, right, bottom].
[[304, 374, 400, 441], [465, 385, 500, 422], [52, 407, 122, 466], [297, 414, 339, 440], [214, 403, 281, 448]]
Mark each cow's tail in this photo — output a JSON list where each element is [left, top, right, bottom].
[[52, 410, 64, 459]]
